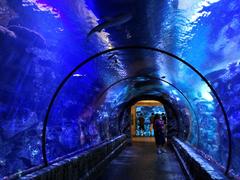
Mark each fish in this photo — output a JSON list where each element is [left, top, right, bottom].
[[87, 13, 132, 37], [8, 25, 46, 48], [73, 73, 86, 77], [108, 53, 117, 60], [0, 25, 46, 58], [0, 25, 17, 39], [107, 53, 120, 64], [0, 25, 17, 50], [0, 160, 6, 168]]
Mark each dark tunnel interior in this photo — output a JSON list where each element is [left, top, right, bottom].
[[0, 0, 240, 178]]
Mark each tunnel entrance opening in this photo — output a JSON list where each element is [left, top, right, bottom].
[[131, 100, 165, 138], [118, 94, 189, 145]]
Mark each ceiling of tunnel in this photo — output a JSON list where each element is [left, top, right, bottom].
[[1, 0, 239, 92], [93, 75, 194, 130]]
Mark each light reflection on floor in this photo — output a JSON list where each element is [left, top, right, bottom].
[[132, 136, 155, 143], [132, 136, 168, 143]]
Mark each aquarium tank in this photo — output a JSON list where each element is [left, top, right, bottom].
[[135, 106, 166, 137], [0, 0, 239, 178]]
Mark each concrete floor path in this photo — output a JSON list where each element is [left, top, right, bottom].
[[98, 142, 186, 180]]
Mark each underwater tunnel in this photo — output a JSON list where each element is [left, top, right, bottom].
[[0, 0, 240, 179]]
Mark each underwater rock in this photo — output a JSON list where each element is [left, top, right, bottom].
[[0, 111, 38, 139]]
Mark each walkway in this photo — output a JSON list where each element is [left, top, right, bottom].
[[98, 141, 186, 180]]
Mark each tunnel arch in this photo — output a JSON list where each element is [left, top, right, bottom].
[[41, 45, 232, 174], [93, 75, 199, 144], [110, 86, 193, 140]]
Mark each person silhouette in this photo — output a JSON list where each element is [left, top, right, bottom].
[[153, 114, 166, 154], [150, 113, 155, 135], [138, 113, 145, 136]]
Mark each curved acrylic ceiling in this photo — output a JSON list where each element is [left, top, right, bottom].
[[43, 47, 230, 174]]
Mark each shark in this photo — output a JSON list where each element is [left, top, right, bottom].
[[87, 13, 132, 37]]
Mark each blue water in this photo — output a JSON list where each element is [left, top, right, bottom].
[[135, 106, 165, 137], [0, 0, 239, 177]]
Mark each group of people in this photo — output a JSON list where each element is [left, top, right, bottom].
[[138, 112, 167, 154]]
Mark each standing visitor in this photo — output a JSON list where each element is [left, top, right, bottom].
[[150, 112, 155, 135], [154, 114, 166, 154], [138, 113, 145, 136], [161, 113, 167, 139]]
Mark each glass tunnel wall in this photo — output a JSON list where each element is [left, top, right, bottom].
[[45, 48, 229, 173], [0, 0, 239, 178], [0, 0, 113, 177], [46, 55, 126, 161], [46, 51, 196, 161], [175, 0, 240, 174], [93, 77, 193, 138]]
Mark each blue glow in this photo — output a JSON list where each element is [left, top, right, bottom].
[[0, 0, 240, 178]]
